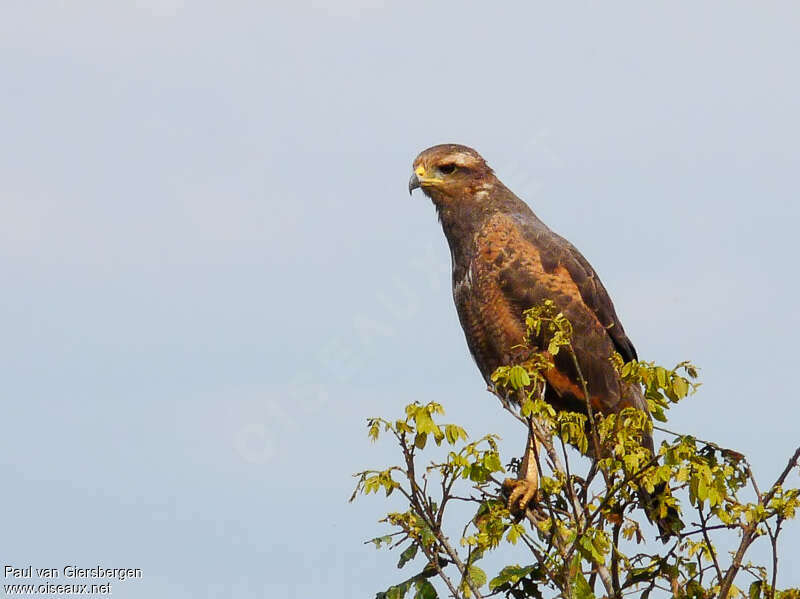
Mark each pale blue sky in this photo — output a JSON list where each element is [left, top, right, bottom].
[[2, 2, 799, 597]]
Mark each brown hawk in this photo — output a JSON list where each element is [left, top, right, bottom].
[[409, 143, 677, 538]]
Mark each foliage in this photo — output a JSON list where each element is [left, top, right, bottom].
[[351, 301, 800, 599]]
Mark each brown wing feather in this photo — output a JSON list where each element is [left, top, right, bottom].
[[456, 213, 637, 416], [557, 237, 638, 363], [519, 222, 638, 363]]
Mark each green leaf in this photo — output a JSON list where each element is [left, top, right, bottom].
[[621, 361, 633, 378], [460, 564, 487, 598], [370, 535, 393, 548], [489, 565, 535, 590], [672, 377, 689, 399], [749, 580, 763, 599], [369, 421, 381, 441], [697, 475, 709, 504], [624, 565, 658, 588], [567, 553, 595, 599], [445, 424, 467, 445], [686, 580, 707, 599], [467, 565, 487, 588], [505, 523, 525, 545], [571, 571, 595, 599], [576, 532, 608, 564], [413, 580, 437, 599], [378, 580, 412, 599], [508, 365, 531, 390], [646, 399, 667, 422], [415, 411, 437, 435], [483, 452, 504, 473], [397, 543, 418, 569], [655, 367, 667, 389]]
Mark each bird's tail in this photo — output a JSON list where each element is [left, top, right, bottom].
[[626, 385, 684, 541]]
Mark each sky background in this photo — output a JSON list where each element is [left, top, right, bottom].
[[2, 2, 799, 597]]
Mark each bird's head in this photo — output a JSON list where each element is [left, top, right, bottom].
[[408, 144, 495, 205]]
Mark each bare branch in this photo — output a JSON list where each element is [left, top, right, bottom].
[[718, 446, 800, 599], [697, 503, 723, 581]]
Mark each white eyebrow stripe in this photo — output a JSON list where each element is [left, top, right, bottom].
[[441, 152, 482, 168]]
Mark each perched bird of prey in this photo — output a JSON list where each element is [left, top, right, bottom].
[[409, 143, 676, 538]]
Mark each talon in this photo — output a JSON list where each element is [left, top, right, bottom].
[[502, 478, 539, 514]]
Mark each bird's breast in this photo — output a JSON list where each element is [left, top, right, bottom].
[[451, 236, 529, 381]]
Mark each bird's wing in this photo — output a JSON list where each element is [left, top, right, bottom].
[[552, 234, 638, 362], [514, 217, 638, 363], [470, 212, 636, 413]]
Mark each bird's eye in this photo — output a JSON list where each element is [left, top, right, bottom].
[[439, 164, 457, 175]]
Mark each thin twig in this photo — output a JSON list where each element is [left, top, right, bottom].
[[428, 548, 461, 599], [611, 520, 622, 598], [679, 523, 734, 538], [767, 517, 783, 599], [763, 447, 800, 505], [568, 347, 602, 462], [400, 433, 485, 599], [718, 445, 800, 599], [697, 504, 723, 581]]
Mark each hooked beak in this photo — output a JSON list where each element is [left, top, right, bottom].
[[408, 172, 420, 195]]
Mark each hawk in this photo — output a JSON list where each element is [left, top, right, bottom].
[[409, 143, 677, 538]]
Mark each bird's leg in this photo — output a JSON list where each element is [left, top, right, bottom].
[[502, 425, 541, 514]]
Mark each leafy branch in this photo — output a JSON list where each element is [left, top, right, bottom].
[[351, 301, 800, 599]]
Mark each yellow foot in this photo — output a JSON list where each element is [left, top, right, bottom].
[[502, 478, 539, 515]]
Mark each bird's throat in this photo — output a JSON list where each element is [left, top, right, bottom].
[[433, 199, 487, 278]]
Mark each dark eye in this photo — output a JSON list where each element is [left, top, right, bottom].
[[439, 164, 457, 175]]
